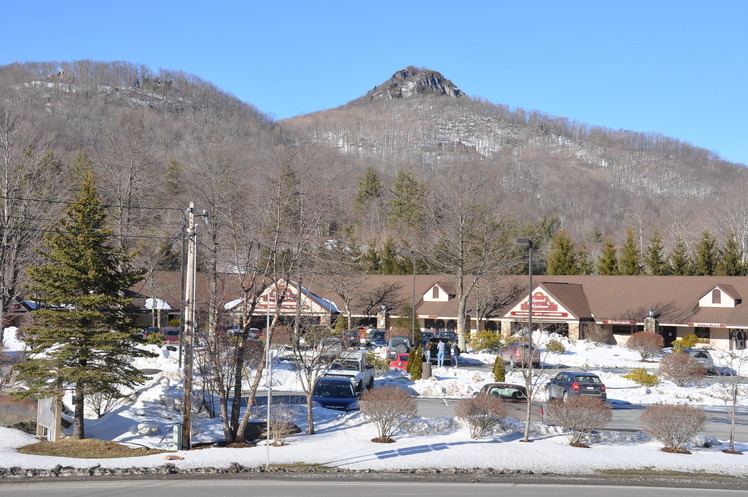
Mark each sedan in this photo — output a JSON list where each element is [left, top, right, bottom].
[[546, 372, 606, 401]]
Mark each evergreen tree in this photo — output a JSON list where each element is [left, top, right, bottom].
[[694, 231, 718, 276], [718, 231, 746, 276], [619, 228, 642, 275], [16, 165, 151, 439], [360, 240, 380, 274], [596, 238, 620, 275], [546, 230, 578, 275], [669, 237, 693, 275], [576, 242, 595, 275], [387, 169, 426, 230], [354, 167, 383, 208], [379, 237, 407, 274], [644, 231, 669, 275]]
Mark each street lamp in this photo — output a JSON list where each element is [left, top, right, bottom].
[[514, 239, 533, 337], [402, 249, 417, 344]]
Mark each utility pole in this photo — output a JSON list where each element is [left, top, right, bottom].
[[181, 204, 197, 450]]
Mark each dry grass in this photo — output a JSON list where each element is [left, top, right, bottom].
[[18, 438, 167, 459]]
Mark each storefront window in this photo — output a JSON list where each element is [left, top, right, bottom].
[[694, 327, 710, 339], [612, 325, 633, 335]]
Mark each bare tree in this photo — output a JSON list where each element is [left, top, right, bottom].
[[545, 396, 612, 446], [641, 404, 706, 453], [359, 385, 417, 442], [627, 331, 664, 361], [455, 394, 507, 439], [659, 353, 705, 387], [710, 350, 748, 454]]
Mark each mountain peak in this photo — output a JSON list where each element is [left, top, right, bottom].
[[364, 66, 464, 101]]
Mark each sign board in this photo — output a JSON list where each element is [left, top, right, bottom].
[[509, 291, 569, 319], [688, 322, 727, 328], [36, 397, 60, 441], [255, 285, 311, 312]]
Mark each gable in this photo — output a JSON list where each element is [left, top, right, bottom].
[[698, 285, 741, 308], [423, 283, 452, 302], [504, 288, 577, 320]]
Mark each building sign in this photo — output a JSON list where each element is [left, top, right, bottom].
[[601, 320, 637, 325], [688, 322, 726, 328], [5, 301, 30, 316], [509, 291, 569, 318], [256, 285, 311, 312]]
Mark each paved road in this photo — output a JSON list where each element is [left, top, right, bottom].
[[2, 480, 747, 497]]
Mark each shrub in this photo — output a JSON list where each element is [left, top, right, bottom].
[[660, 353, 705, 387], [365, 351, 389, 373], [545, 339, 566, 354], [406, 343, 423, 380], [145, 333, 166, 346], [469, 330, 503, 353], [627, 331, 664, 360], [671, 334, 700, 354], [641, 404, 706, 452], [492, 356, 506, 382], [583, 323, 615, 344], [359, 386, 417, 442], [623, 367, 660, 387], [455, 395, 507, 439], [268, 402, 299, 445], [545, 396, 612, 446]]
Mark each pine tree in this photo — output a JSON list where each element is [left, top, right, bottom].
[[354, 167, 383, 208], [669, 237, 693, 275], [16, 164, 151, 439], [694, 231, 718, 276], [596, 238, 620, 275], [387, 169, 426, 230], [576, 242, 595, 275], [718, 231, 746, 276], [644, 231, 669, 275], [619, 228, 641, 275], [546, 230, 578, 275]]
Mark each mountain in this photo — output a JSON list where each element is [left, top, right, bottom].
[[281, 66, 748, 242]]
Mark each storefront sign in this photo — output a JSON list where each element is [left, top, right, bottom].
[[688, 322, 726, 328], [601, 320, 637, 325], [510, 292, 569, 318]]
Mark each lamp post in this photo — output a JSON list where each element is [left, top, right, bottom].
[[402, 249, 417, 344], [514, 239, 533, 337]]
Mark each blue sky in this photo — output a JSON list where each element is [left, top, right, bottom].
[[2, 1, 747, 165]]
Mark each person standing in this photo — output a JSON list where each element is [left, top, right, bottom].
[[424, 341, 432, 363], [451, 341, 461, 367], [437, 339, 447, 367]]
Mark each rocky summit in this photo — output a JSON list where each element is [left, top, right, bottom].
[[365, 66, 464, 101]]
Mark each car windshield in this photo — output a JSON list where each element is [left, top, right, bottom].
[[576, 375, 601, 383], [489, 387, 526, 399], [315, 382, 354, 398], [372, 331, 385, 339]]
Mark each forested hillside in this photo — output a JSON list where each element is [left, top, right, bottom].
[[3, 60, 748, 325]]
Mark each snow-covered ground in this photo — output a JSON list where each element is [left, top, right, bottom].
[[2, 327, 747, 476]]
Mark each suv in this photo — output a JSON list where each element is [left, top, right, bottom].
[[501, 341, 540, 368], [385, 336, 411, 361], [680, 348, 715, 374], [546, 371, 607, 401]]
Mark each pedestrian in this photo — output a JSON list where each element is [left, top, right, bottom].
[[424, 341, 432, 363], [437, 339, 447, 367], [451, 341, 460, 367]]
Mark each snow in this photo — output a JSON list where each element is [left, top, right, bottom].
[[2, 327, 747, 476]]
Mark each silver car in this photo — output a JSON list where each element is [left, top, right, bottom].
[[682, 348, 715, 373]]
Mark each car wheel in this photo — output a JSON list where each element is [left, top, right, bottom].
[[356, 381, 363, 393], [368, 377, 374, 390]]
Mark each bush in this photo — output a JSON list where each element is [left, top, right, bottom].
[[455, 395, 507, 439], [627, 331, 664, 360], [469, 330, 503, 353], [660, 353, 705, 387], [406, 343, 423, 380], [583, 323, 615, 344], [545, 339, 566, 354], [671, 334, 700, 354], [492, 356, 506, 382], [365, 351, 389, 373], [623, 367, 660, 387], [145, 333, 166, 346], [641, 404, 706, 452], [359, 386, 417, 442], [545, 396, 612, 446]]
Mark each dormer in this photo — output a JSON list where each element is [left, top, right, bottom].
[[698, 285, 741, 308], [423, 281, 455, 302]]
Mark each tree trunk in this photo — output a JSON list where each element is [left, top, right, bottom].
[[73, 381, 85, 439]]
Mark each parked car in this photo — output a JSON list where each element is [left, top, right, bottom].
[[437, 330, 457, 342], [311, 376, 359, 411], [340, 329, 359, 347], [475, 382, 546, 422], [501, 341, 541, 368], [390, 353, 409, 371], [317, 337, 344, 356], [160, 327, 181, 343], [546, 371, 606, 401], [138, 327, 159, 339], [324, 354, 376, 392], [680, 348, 716, 374], [420, 331, 435, 346], [227, 327, 261, 339], [366, 330, 387, 348], [385, 336, 411, 361]]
